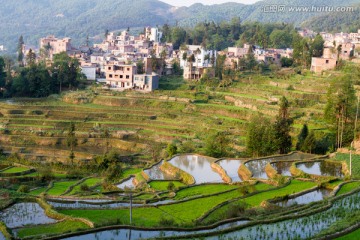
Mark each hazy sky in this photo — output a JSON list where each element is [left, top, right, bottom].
[[161, 0, 261, 7]]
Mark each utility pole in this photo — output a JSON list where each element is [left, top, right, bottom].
[[130, 192, 132, 225]]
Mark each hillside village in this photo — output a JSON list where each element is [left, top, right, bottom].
[[2, 1, 360, 239], [18, 27, 360, 93]]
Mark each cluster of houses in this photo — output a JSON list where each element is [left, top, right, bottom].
[[300, 29, 360, 73], [19, 27, 360, 92]]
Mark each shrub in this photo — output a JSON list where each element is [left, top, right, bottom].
[[167, 182, 175, 191], [80, 184, 90, 192], [17, 185, 30, 193]]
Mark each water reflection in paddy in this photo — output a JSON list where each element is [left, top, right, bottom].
[[275, 188, 332, 207], [296, 161, 344, 177], [271, 161, 293, 176], [217, 160, 243, 182], [0, 203, 56, 228], [117, 177, 135, 189], [245, 152, 315, 179], [64, 220, 249, 240], [168, 155, 223, 184], [143, 161, 173, 180]]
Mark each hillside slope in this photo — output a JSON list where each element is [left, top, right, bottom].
[[0, 0, 359, 52]]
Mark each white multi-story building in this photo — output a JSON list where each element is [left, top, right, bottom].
[[180, 45, 216, 69]]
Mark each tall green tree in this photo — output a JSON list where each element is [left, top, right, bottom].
[[17, 35, 24, 67], [67, 122, 78, 165], [26, 49, 36, 66], [205, 132, 230, 158], [296, 124, 309, 150], [274, 97, 293, 154], [301, 131, 316, 154], [311, 34, 325, 57], [324, 75, 356, 148], [246, 115, 277, 157]]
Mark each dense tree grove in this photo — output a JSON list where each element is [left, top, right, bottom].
[[247, 97, 293, 157], [161, 20, 298, 51], [325, 74, 357, 149], [0, 52, 85, 98]]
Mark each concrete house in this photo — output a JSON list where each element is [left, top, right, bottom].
[[133, 73, 159, 92], [105, 63, 137, 89], [311, 48, 337, 73]]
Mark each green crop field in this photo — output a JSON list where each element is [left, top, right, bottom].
[[336, 182, 360, 196], [0, 167, 30, 173], [149, 181, 186, 191], [29, 187, 47, 196], [333, 153, 360, 179], [336, 228, 360, 240], [203, 180, 317, 223], [67, 178, 103, 195], [174, 184, 240, 200], [46, 181, 79, 196], [16, 220, 89, 238], [59, 182, 277, 227]]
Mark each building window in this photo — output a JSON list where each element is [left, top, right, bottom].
[[127, 68, 130, 71], [120, 75, 123, 79], [127, 82, 130, 86], [126, 75, 130, 79], [109, 74, 113, 78], [326, 60, 329, 64], [116, 82, 118, 85], [108, 67, 111, 70]]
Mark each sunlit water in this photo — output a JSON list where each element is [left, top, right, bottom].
[[275, 188, 332, 207], [217, 159, 243, 182], [168, 155, 223, 184], [117, 177, 135, 189], [245, 152, 315, 179], [296, 161, 344, 177], [0, 203, 56, 228], [143, 161, 173, 180], [64, 220, 249, 240]]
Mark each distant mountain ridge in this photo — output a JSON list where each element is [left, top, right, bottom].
[[0, 0, 359, 53]]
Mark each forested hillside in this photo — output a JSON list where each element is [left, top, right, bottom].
[[302, 5, 360, 33], [0, 0, 359, 53]]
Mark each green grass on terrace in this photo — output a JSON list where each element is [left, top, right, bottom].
[[16, 220, 89, 238], [203, 180, 317, 223], [149, 181, 186, 191], [46, 181, 79, 196], [336, 182, 360, 196], [0, 167, 30, 173], [333, 153, 360, 179], [68, 178, 103, 195], [59, 182, 274, 227]]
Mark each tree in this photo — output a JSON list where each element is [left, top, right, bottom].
[[311, 34, 324, 57], [274, 97, 293, 154], [136, 60, 144, 74], [296, 124, 309, 151], [26, 49, 36, 66], [270, 29, 292, 49], [0, 57, 5, 89], [67, 122, 78, 165], [301, 131, 316, 153], [280, 57, 294, 68], [205, 132, 230, 158], [52, 52, 84, 91], [325, 75, 356, 149], [17, 35, 24, 67], [166, 143, 177, 157], [104, 29, 109, 39], [246, 46, 257, 72], [246, 115, 277, 157]]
